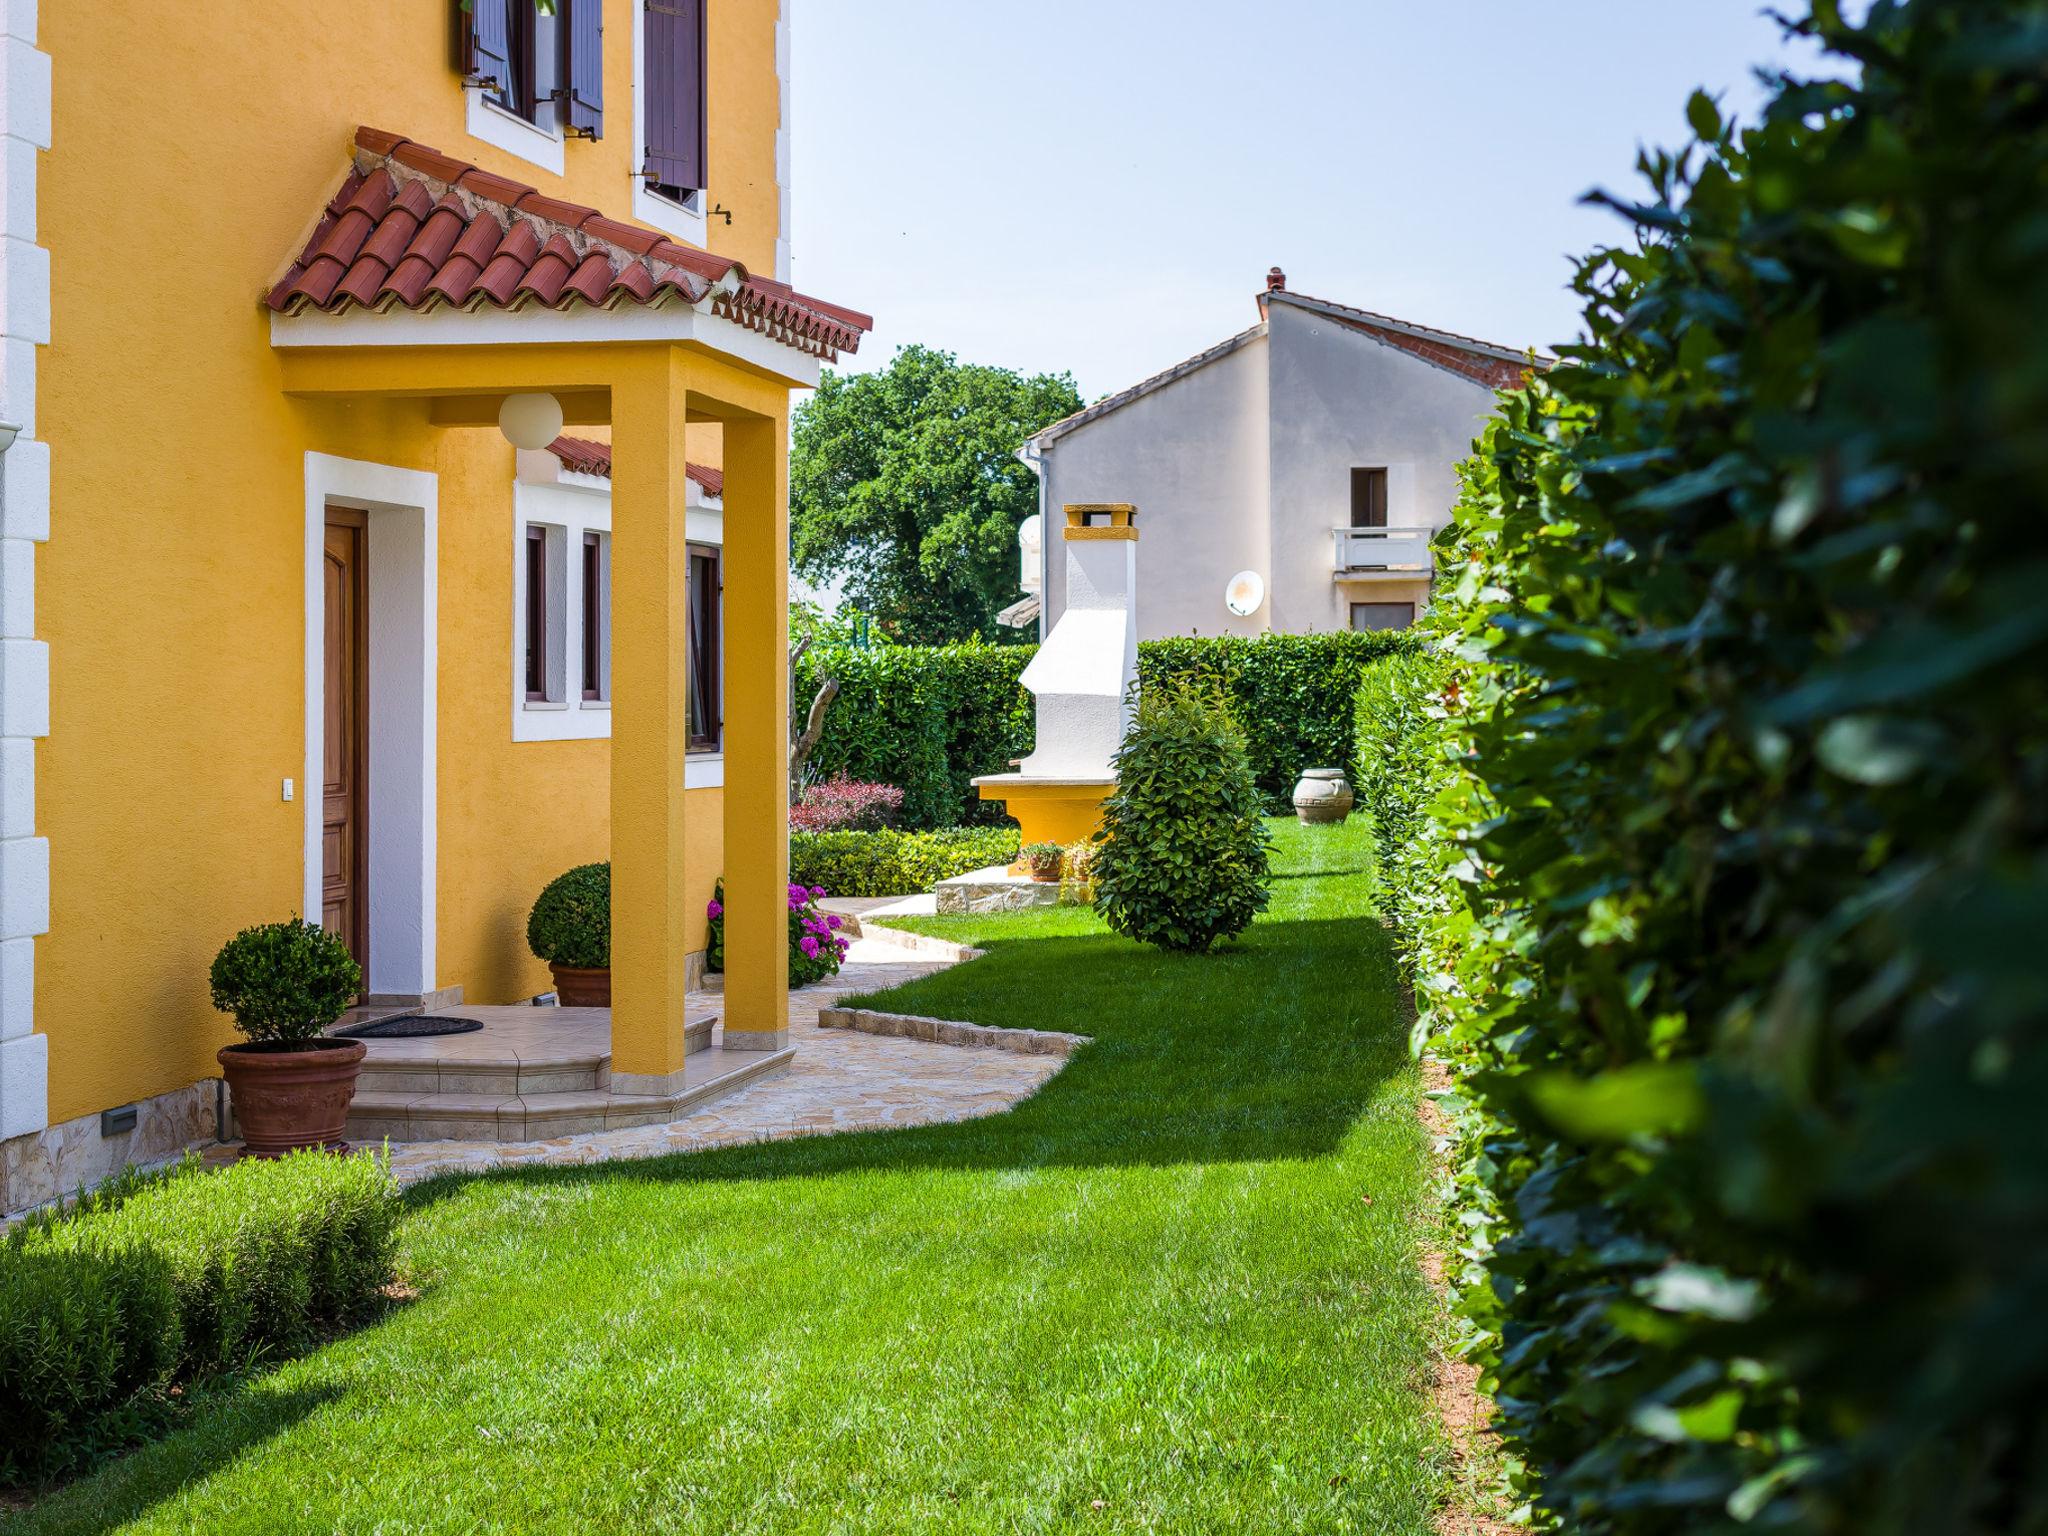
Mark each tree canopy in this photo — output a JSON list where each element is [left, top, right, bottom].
[[790, 345, 1081, 644]]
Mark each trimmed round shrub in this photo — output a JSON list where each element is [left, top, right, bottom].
[[1091, 679, 1271, 953], [526, 863, 610, 969], [208, 920, 362, 1046]]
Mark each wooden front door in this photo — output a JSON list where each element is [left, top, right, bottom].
[[322, 508, 369, 977]]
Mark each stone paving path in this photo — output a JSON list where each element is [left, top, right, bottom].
[[366, 934, 1062, 1188]]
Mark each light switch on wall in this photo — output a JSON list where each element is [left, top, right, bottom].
[[282, 778, 294, 803]]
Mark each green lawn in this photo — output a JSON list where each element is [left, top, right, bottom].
[[8, 818, 1445, 1535]]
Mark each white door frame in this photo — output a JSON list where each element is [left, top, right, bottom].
[[302, 453, 438, 998]]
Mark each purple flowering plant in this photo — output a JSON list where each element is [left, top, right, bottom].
[[704, 877, 849, 986]]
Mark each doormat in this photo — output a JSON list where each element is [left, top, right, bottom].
[[334, 1015, 486, 1040]]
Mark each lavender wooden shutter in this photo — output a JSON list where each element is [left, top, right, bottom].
[[563, 0, 604, 139], [643, 0, 706, 192], [457, 0, 513, 92]]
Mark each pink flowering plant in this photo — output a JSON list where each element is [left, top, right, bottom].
[[789, 776, 905, 834], [704, 877, 849, 987]]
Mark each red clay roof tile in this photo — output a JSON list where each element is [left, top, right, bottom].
[[512, 190, 595, 229], [388, 139, 474, 183], [474, 221, 542, 305], [265, 128, 872, 361], [563, 250, 617, 306], [579, 215, 663, 256], [546, 436, 723, 495], [455, 166, 535, 207]]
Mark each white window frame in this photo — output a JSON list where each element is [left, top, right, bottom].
[[630, 0, 709, 246], [513, 482, 608, 741], [510, 460, 725, 781], [466, 89, 566, 177], [579, 528, 613, 709]]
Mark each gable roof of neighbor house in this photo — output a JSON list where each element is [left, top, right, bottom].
[[1027, 274, 1548, 449], [545, 435, 723, 497], [267, 127, 873, 362]]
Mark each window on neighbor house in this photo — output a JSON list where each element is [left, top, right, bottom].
[[643, 0, 708, 203], [1350, 468, 1389, 528], [1350, 601, 1415, 632], [687, 543, 722, 752], [580, 531, 609, 702], [458, 0, 602, 137], [524, 527, 550, 700]]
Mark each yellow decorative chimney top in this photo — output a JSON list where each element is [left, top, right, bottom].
[[1063, 503, 1138, 540]]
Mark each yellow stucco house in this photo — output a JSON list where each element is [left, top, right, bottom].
[[0, 0, 869, 1212]]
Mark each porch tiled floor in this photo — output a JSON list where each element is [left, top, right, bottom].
[[348, 935, 1063, 1188]]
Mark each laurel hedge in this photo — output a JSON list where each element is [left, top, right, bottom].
[[794, 642, 1033, 831], [796, 632, 1418, 828], [1354, 6, 2048, 1530]]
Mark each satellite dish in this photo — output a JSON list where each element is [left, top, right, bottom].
[[1224, 570, 1265, 617]]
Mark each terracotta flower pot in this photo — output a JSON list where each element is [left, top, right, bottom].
[[549, 963, 611, 1007], [218, 1038, 366, 1158]]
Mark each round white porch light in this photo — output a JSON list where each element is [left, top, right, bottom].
[[1224, 570, 1266, 617], [498, 392, 565, 451]]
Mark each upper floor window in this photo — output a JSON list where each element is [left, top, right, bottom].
[[458, 0, 603, 168], [1350, 468, 1389, 528], [642, 1, 708, 204]]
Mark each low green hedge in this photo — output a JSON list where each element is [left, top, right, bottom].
[[790, 826, 1019, 898], [1, 1150, 399, 1484]]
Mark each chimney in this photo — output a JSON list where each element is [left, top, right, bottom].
[[1258, 265, 1286, 319]]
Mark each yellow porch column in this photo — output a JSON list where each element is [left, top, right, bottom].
[[719, 413, 791, 1049], [607, 348, 697, 1090]]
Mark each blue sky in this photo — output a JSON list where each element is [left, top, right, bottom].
[[790, 1, 1833, 400]]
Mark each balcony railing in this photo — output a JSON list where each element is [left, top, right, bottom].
[[1332, 526, 1433, 578]]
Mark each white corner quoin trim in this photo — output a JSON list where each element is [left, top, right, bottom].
[[303, 454, 439, 1000], [0, 0, 52, 1144]]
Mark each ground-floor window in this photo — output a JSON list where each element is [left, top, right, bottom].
[[1350, 600, 1415, 632], [521, 522, 567, 701], [687, 542, 722, 751], [513, 482, 611, 740]]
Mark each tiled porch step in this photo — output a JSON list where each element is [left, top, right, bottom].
[[356, 1012, 714, 1097], [346, 1042, 792, 1143]]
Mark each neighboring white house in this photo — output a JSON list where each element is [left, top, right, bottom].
[[1018, 270, 1544, 639]]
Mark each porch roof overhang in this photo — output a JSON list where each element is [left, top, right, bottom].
[[265, 127, 871, 389]]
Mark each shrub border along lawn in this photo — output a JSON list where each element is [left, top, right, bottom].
[[790, 825, 1018, 898], [1, 1150, 400, 1488]]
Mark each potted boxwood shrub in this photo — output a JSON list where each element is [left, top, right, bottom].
[[210, 919, 366, 1157], [1021, 841, 1065, 883], [528, 862, 610, 1006]]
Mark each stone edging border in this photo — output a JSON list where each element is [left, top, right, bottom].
[[860, 922, 986, 964], [818, 1006, 1090, 1058]]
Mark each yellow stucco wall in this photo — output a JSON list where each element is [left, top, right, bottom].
[[35, 2, 780, 1124]]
